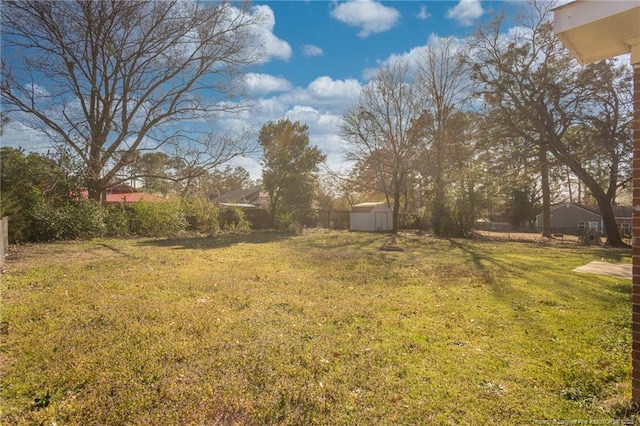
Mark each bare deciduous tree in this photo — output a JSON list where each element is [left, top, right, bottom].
[[415, 37, 471, 235], [340, 60, 428, 234], [1, 0, 261, 201]]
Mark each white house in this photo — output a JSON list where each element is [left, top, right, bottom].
[[349, 202, 393, 232]]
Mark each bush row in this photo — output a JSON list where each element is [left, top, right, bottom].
[[6, 193, 252, 243]]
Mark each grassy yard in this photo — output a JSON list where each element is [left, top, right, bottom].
[[0, 230, 636, 424]]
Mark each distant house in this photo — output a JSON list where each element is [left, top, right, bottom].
[[534, 202, 632, 236], [349, 202, 393, 232], [81, 184, 166, 205], [102, 191, 166, 205], [211, 187, 270, 229], [211, 187, 268, 209]]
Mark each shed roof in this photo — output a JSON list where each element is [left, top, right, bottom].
[[351, 202, 389, 213]]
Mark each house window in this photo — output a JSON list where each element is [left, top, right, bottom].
[[588, 221, 599, 230], [622, 222, 631, 235], [578, 221, 585, 230]]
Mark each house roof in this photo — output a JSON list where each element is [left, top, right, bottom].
[[80, 188, 166, 204], [612, 205, 633, 219], [212, 187, 262, 204], [106, 183, 138, 194], [104, 192, 166, 204], [552, 0, 640, 65], [539, 202, 632, 220], [554, 202, 600, 215]]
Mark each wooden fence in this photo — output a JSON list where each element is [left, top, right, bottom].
[[317, 210, 350, 230]]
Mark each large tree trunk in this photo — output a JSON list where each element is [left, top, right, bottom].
[[560, 156, 627, 247], [268, 194, 278, 228], [595, 197, 626, 247], [86, 177, 106, 203], [392, 194, 400, 234], [539, 143, 552, 238]]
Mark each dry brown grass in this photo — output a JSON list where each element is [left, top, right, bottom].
[[473, 229, 582, 244]]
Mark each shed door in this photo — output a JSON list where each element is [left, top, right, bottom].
[[375, 212, 388, 231]]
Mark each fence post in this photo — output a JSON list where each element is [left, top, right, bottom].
[[0, 217, 8, 270]]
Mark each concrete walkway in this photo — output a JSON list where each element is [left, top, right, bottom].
[[572, 261, 632, 279]]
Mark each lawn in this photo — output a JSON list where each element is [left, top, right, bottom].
[[0, 230, 636, 424]]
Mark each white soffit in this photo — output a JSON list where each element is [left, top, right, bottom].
[[553, 0, 640, 65]]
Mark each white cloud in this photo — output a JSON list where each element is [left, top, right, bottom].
[[362, 44, 427, 80], [244, 73, 292, 95], [302, 44, 324, 57], [251, 5, 292, 62], [330, 0, 401, 38], [216, 77, 362, 179], [215, 97, 353, 180], [307, 76, 362, 100], [0, 121, 54, 153], [285, 105, 341, 129], [286, 105, 323, 124], [226, 156, 263, 181], [446, 0, 483, 27], [362, 33, 464, 80], [417, 5, 430, 20], [273, 76, 362, 113], [284, 105, 348, 172]]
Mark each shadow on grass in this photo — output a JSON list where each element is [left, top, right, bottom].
[[610, 282, 632, 295], [446, 238, 630, 307], [135, 231, 294, 250], [447, 238, 499, 285], [300, 231, 387, 251], [98, 242, 141, 259], [541, 243, 631, 263]]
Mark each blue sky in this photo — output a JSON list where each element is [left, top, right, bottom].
[[256, 0, 513, 87], [1, 0, 533, 180], [224, 0, 524, 178]]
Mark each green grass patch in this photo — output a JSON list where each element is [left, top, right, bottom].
[[0, 230, 636, 424]]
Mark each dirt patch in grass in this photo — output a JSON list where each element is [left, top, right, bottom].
[[472, 229, 581, 244]]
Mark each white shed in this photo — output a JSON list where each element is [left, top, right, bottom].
[[349, 202, 393, 232]]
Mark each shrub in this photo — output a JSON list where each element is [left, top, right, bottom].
[[275, 210, 302, 233], [1, 192, 29, 243], [400, 207, 429, 231], [64, 199, 106, 239], [23, 197, 105, 241], [219, 206, 250, 232], [181, 197, 220, 234], [24, 193, 65, 241], [127, 200, 187, 237], [103, 205, 130, 237]]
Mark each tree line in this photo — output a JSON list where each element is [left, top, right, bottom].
[[1, 1, 633, 246], [339, 2, 632, 245], [0, 146, 261, 242]]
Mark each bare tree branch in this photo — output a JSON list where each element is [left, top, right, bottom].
[[1, 0, 262, 200]]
